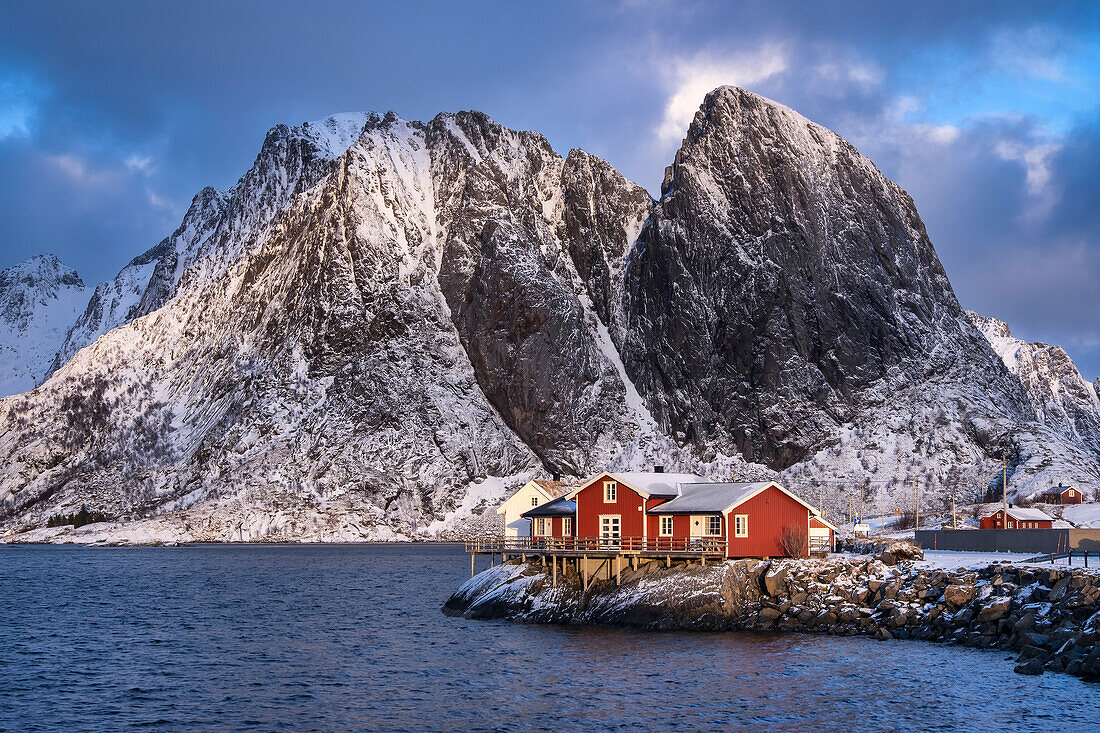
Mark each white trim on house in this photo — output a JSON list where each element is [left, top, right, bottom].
[[734, 514, 748, 538], [659, 515, 674, 536], [599, 514, 621, 544], [704, 515, 722, 536]]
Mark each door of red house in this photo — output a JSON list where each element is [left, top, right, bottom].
[[600, 515, 620, 548]]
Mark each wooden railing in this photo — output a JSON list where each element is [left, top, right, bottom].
[[464, 536, 727, 555]]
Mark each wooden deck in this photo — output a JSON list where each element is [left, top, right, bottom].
[[464, 536, 728, 586], [465, 535, 728, 557]]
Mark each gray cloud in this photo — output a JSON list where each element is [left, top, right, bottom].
[[0, 0, 1096, 377]]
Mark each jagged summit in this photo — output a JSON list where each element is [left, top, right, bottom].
[[968, 311, 1100, 454], [1, 88, 1097, 543], [0, 254, 87, 397]]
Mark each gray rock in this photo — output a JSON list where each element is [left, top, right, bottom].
[[1014, 658, 1045, 676], [978, 597, 1012, 623], [1012, 611, 1037, 633], [764, 566, 789, 597]]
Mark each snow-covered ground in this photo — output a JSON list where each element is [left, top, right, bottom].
[[1061, 504, 1100, 528], [916, 550, 1042, 569]]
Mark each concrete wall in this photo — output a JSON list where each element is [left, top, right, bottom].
[[914, 529, 1100, 553]]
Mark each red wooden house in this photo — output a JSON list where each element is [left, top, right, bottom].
[[1049, 486, 1084, 505], [979, 506, 1054, 529], [548, 471, 830, 558]]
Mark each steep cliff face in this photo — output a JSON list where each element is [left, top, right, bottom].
[[1, 88, 1096, 540], [617, 87, 1098, 507], [622, 87, 1021, 469], [968, 311, 1100, 456], [0, 110, 693, 539], [0, 255, 87, 397]]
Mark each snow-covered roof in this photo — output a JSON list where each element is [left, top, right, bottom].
[[649, 482, 771, 513], [521, 496, 576, 518], [567, 471, 706, 499], [610, 471, 706, 497], [1053, 485, 1078, 495], [985, 506, 1054, 522]]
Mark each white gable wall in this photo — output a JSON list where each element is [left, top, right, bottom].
[[496, 481, 550, 538]]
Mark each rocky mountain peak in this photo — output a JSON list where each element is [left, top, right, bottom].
[[967, 310, 1100, 454], [967, 311, 1015, 342], [0, 254, 84, 322], [622, 85, 975, 470], [0, 254, 88, 397]]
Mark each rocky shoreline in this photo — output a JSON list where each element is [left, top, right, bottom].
[[444, 556, 1100, 682]]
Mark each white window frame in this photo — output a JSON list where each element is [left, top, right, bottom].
[[603, 480, 617, 503], [531, 496, 539, 507], [534, 517, 551, 536], [599, 514, 621, 545], [562, 517, 572, 537], [705, 515, 722, 537], [659, 516, 674, 537], [734, 514, 749, 538]]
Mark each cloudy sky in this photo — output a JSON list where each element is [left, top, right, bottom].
[[1, 1, 1098, 377]]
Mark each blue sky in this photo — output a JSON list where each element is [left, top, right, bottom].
[[1, 1, 1098, 378]]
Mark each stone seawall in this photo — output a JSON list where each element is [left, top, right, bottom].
[[443, 557, 1100, 681]]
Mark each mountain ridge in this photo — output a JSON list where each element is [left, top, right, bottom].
[[1, 87, 1097, 542]]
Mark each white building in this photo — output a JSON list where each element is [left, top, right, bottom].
[[497, 479, 571, 538]]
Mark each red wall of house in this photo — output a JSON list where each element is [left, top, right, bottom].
[[645, 497, 674, 538], [1060, 490, 1083, 505], [726, 486, 811, 558], [551, 516, 574, 538], [575, 476, 646, 539]]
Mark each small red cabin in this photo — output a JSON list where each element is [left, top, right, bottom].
[[979, 507, 1054, 530], [1051, 486, 1084, 505]]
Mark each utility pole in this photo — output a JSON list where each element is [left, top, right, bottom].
[[952, 492, 957, 530], [1003, 454, 1008, 516], [915, 476, 920, 531]]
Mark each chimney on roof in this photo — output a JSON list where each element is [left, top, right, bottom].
[[552, 471, 560, 482], [654, 465, 664, 473]]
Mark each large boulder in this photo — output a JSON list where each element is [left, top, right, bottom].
[[944, 584, 977, 608], [978, 596, 1012, 623], [1014, 658, 1045, 676], [764, 565, 789, 596]]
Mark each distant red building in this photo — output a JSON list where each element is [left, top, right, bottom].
[[979, 507, 1054, 530], [1049, 486, 1084, 505]]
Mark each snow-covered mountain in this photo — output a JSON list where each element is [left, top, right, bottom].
[[0, 255, 87, 397], [1, 88, 1097, 542], [967, 311, 1100, 459]]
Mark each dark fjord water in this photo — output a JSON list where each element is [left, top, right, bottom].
[[2, 544, 1097, 732]]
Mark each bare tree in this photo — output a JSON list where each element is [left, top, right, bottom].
[[779, 524, 808, 557]]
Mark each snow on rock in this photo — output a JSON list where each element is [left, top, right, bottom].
[[968, 311, 1100, 464], [2, 88, 1098, 542], [0, 255, 87, 397]]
